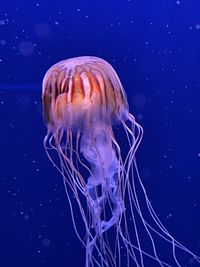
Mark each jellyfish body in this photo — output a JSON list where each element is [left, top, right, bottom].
[[42, 56, 200, 267]]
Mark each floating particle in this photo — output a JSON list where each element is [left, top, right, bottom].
[[24, 214, 30, 220], [41, 238, 51, 247], [0, 20, 5, 25], [176, 0, 181, 4], [195, 24, 200, 30], [132, 94, 147, 109], [137, 114, 143, 120], [0, 40, 6, 46], [17, 94, 31, 107], [34, 22, 50, 38], [18, 41, 34, 57], [167, 213, 172, 219]]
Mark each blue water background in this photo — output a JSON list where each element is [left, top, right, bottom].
[[1, 0, 200, 266]]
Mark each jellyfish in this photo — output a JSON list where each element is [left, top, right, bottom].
[[42, 56, 200, 267]]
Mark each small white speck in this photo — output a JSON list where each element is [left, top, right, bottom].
[[24, 214, 29, 220], [42, 238, 51, 247], [167, 213, 172, 219], [195, 24, 200, 30], [176, 1, 181, 5], [9, 123, 14, 128], [0, 40, 6, 45], [0, 20, 5, 26]]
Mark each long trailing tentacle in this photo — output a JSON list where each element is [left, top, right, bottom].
[[44, 129, 111, 267], [119, 113, 200, 266], [43, 112, 200, 267]]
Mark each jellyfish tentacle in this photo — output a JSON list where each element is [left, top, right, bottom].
[[81, 126, 124, 229], [80, 125, 124, 266]]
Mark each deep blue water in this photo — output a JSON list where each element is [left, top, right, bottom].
[[1, 0, 200, 266]]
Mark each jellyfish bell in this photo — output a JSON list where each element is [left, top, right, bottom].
[[42, 56, 200, 267], [42, 56, 129, 132]]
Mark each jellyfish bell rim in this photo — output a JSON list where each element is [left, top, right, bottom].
[[45, 108, 130, 135]]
